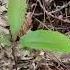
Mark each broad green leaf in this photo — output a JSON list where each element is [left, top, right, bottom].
[[0, 32, 11, 47], [20, 30, 70, 54], [8, 0, 27, 41]]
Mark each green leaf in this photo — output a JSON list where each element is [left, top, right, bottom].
[[0, 32, 11, 47], [20, 30, 70, 54], [8, 0, 27, 41]]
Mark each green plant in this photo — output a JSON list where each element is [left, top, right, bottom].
[[7, 0, 70, 54], [8, 0, 27, 41], [20, 30, 70, 54], [0, 32, 11, 47]]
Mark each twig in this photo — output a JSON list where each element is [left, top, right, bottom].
[[12, 42, 18, 70], [34, 17, 49, 29], [49, 1, 70, 14], [44, 51, 68, 70], [37, 0, 70, 23], [33, 13, 43, 16], [31, 0, 38, 17]]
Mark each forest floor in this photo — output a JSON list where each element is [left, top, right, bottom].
[[0, 0, 70, 70]]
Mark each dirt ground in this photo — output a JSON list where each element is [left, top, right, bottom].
[[0, 0, 70, 70]]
